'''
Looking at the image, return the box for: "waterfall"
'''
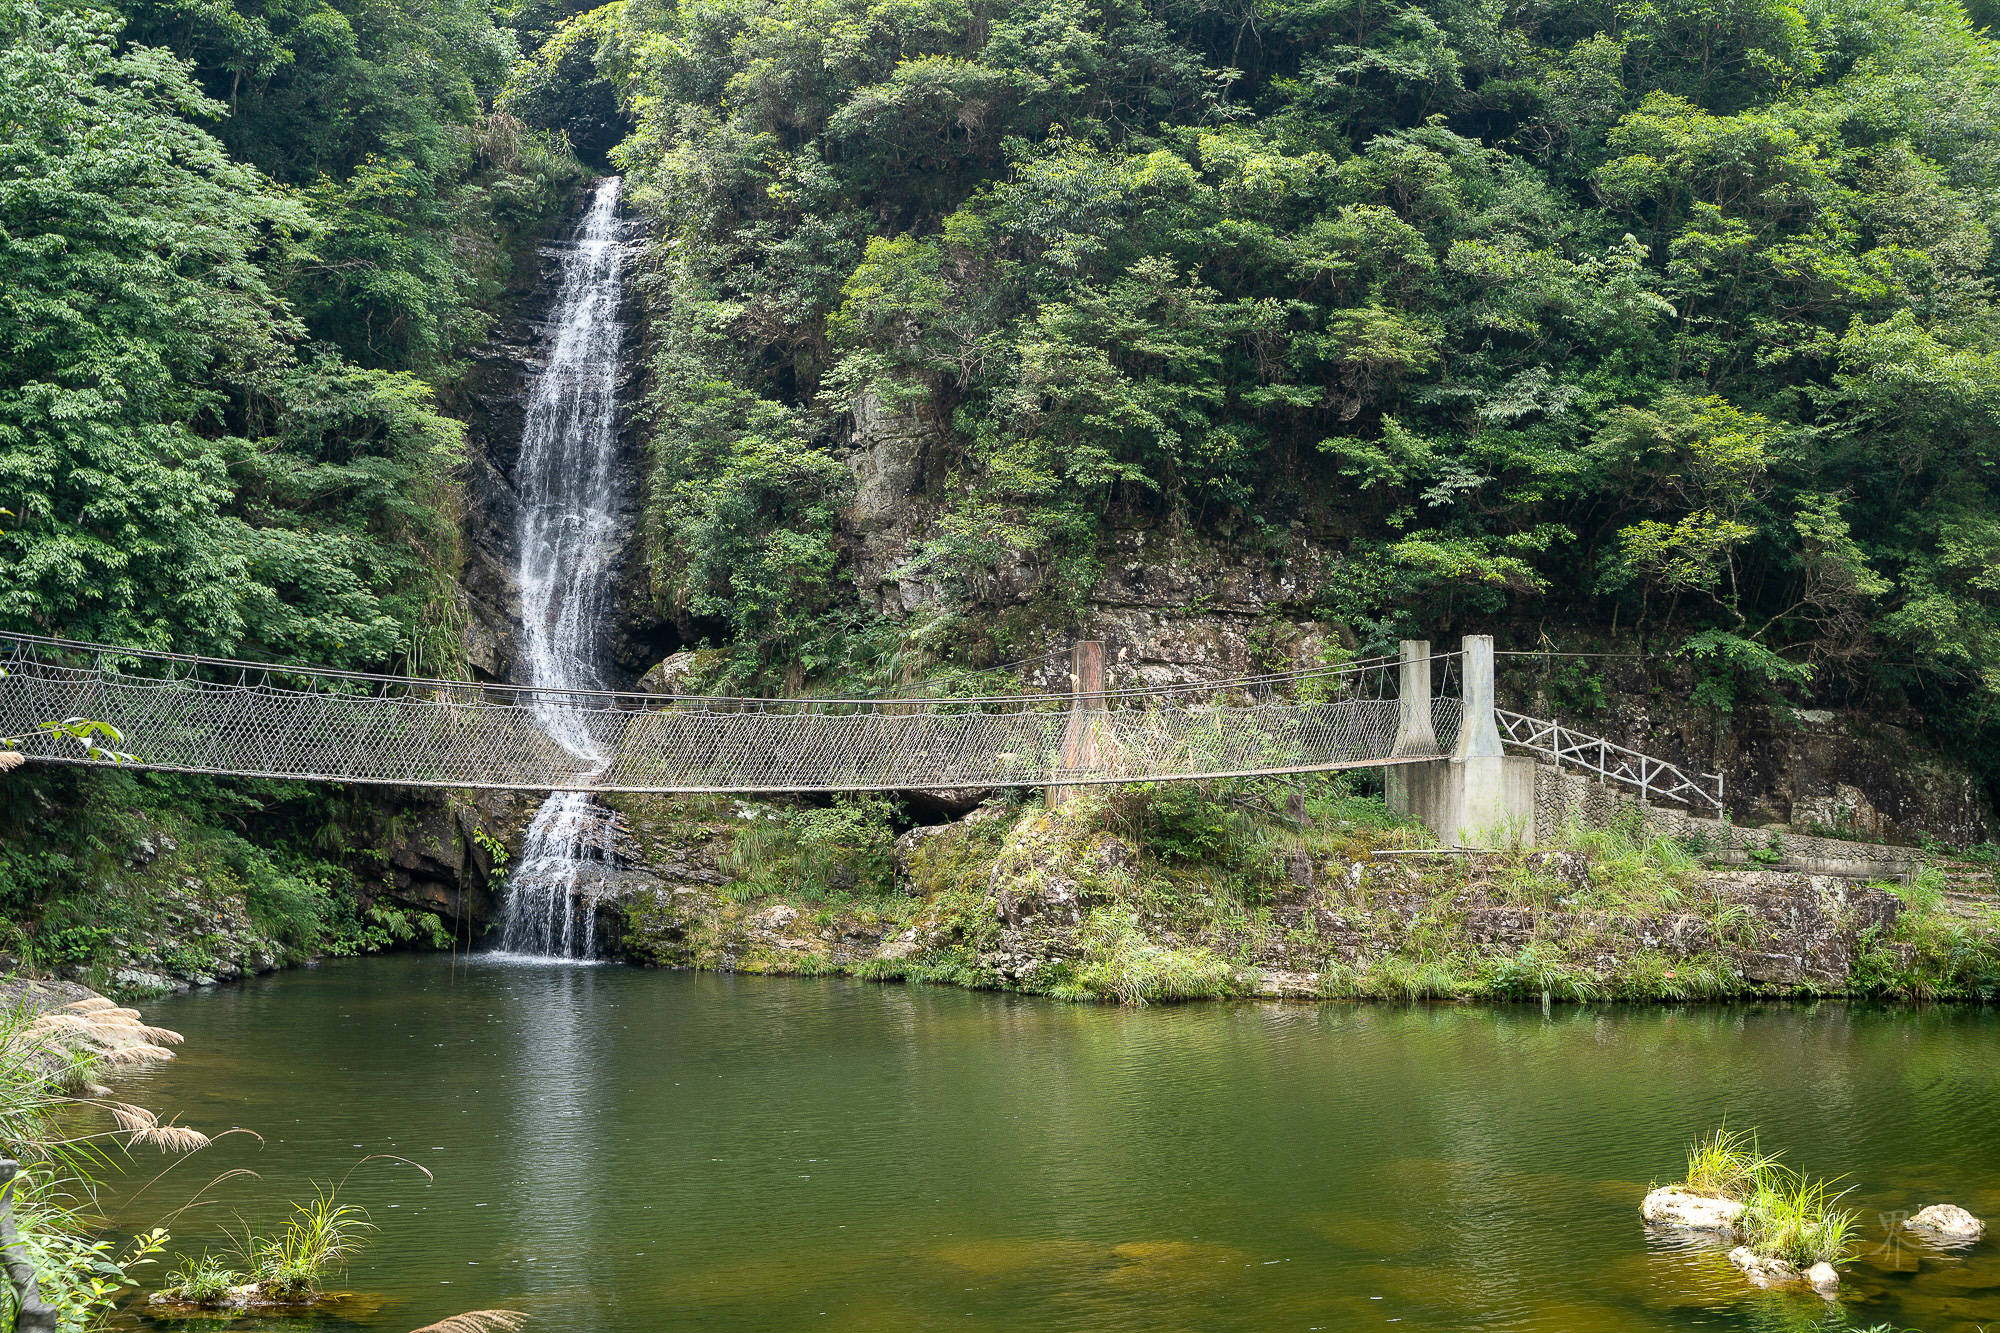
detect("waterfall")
[496,177,628,960]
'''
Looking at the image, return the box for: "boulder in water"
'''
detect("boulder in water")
[1641,1186,1745,1234]
[1727,1246,1798,1287]
[1806,1262,1839,1296]
[1904,1203,1984,1241]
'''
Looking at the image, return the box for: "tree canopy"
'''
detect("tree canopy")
[482,0,2000,787]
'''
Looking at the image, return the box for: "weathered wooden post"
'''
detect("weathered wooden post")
[1,1159,58,1333]
[1045,641,1104,810]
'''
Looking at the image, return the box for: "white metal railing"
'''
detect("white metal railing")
[1495,709,1724,812]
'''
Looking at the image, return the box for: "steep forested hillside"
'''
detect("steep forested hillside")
[0,0,584,969]
[2,0,1998,981]
[523,0,1998,792]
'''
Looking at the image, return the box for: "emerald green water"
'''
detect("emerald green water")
[106,957,2000,1332]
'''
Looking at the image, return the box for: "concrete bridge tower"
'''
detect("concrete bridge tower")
[1385,634,1537,847]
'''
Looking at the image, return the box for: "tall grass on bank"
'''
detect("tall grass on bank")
[0,997,201,1328]
[1046,909,1238,1004]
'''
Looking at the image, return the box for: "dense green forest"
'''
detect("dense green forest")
[0,0,585,963]
[3,0,1999,972]
[572,0,2000,762]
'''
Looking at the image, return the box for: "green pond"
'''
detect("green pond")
[104,956,2000,1332]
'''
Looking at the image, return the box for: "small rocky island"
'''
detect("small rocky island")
[1642,1129,1987,1299]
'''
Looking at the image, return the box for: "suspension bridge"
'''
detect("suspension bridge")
[0,631,1720,831]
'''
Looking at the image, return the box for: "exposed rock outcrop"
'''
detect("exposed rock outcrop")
[1727,1246,1799,1288]
[1904,1203,1985,1241]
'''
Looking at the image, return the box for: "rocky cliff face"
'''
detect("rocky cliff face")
[571,798,1998,1002]
[453,189,666,688]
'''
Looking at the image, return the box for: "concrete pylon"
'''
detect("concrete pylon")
[1390,639,1436,758]
[1385,633,1536,847]
[1384,640,1436,820]
[1454,633,1505,760]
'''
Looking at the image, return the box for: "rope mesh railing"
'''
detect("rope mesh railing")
[0,633,1464,793]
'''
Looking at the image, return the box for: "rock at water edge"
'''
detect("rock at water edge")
[1642,1186,1746,1234]
[1904,1203,1984,1241]
[1806,1262,1839,1296]
[1728,1246,1799,1288]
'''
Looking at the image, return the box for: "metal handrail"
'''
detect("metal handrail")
[1496,709,1725,812]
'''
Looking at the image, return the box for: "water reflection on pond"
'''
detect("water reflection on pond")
[106,957,2000,1332]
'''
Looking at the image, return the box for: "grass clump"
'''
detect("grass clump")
[161,1252,239,1303]
[1048,909,1239,1004]
[242,1185,375,1299]
[1675,1126,1858,1268]
[1682,1126,1776,1198]
[1551,816,1702,911]
[1741,1169,1859,1268]
[1851,870,2000,1001]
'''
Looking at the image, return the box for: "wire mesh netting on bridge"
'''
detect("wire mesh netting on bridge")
[0,633,1465,794]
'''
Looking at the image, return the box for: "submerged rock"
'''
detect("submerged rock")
[1641,1186,1745,1233]
[1727,1246,1799,1287]
[1904,1203,1985,1241]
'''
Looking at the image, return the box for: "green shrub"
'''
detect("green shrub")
[162,1253,241,1303]
[1107,783,1242,866]
[1049,909,1238,1004]
[720,795,898,900]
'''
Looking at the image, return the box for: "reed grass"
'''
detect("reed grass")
[1740,1168,1859,1268]
[0,996,194,1326]
[1676,1125,1857,1269]
[411,1312,530,1333]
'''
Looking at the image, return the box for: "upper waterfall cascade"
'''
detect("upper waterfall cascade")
[499,177,630,959]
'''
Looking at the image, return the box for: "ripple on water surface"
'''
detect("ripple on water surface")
[104,958,2000,1332]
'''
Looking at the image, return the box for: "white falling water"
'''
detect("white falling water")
[497,177,627,960]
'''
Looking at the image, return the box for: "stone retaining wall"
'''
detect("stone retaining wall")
[1533,763,1920,879]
